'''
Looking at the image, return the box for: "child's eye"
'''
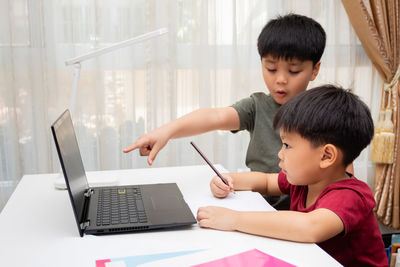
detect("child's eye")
[266,68,276,73]
[289,70,300,74]
[283,143,291,149]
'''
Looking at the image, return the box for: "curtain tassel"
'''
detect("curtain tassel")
[376,108,395,163]
[371,68,400,164]
[371,109,385,162]
[371,91,395,164]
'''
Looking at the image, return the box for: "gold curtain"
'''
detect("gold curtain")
[341,0,400,229]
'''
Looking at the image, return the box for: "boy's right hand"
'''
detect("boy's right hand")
[123,130,169,166]
[210,175,234,198]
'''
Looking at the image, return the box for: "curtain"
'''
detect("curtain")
[0,0,380,211]
[342,0,400,229]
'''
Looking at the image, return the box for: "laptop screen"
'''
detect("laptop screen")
[51,110,89,226]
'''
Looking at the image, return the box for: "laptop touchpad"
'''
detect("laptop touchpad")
[150,195,184,210]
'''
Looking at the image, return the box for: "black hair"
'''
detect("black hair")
[257,13,326,65]
[273,84,374,166]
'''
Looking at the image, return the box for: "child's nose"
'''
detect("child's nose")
[278,146,284,160]
[276,72,287,84]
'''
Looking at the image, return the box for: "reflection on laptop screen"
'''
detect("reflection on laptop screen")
[52,110,89,223]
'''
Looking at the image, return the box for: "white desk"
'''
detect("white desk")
[0,165,340,267]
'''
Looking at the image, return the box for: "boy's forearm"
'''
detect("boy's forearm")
[226,172,266,193]
[231,208,344,244]
[227,172,280,195]
[234,210,319,243]
[166,109,216,139]
[167,107,239,139]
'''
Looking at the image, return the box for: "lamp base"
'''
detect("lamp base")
[54,172,119,190]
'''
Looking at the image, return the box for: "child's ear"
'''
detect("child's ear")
[319,144,337,169]
[310,61,321,81]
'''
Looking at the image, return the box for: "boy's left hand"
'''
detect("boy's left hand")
[197,206,238,231]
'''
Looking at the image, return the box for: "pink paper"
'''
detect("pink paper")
[192,249,295,267]
[95,259,111,267]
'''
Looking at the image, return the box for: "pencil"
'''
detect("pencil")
[190,141,229,186]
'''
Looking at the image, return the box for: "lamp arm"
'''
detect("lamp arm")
[65,28,168,66]
[64,28,168,115]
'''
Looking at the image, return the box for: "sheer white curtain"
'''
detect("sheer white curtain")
[0,0,382,211]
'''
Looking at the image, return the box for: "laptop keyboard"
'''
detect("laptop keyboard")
[96,187,148,226]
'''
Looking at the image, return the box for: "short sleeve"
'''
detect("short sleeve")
[316,189,368,235]
[278,171,291,194]
[230,96,255,132]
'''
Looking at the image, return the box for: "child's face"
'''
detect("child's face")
[278,129,323,185]
[261,55,320,105]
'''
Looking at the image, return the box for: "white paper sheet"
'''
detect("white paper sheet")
[185,191,276,216]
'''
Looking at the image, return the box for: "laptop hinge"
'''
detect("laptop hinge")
[80,188,94,231]
[84,188,94,197]
[80,221,90,230]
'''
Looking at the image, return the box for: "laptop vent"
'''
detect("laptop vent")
[109,226,149,232]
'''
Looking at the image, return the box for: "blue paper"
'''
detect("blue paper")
[97,249,205,267]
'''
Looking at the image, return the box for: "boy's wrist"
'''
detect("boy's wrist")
[232,210,241,231]
[160,122,177,140]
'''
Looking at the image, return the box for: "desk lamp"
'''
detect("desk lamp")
[54,28,168,189]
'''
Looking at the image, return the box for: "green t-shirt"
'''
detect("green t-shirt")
[231,92,282,173]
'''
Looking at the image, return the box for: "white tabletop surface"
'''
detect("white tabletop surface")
[0,165,340,267]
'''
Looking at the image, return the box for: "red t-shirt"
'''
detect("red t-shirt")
[278,172,388,267]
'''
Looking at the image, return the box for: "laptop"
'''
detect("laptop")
[51,110,196,237]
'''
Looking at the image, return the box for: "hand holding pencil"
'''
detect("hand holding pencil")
[209,174,235,198]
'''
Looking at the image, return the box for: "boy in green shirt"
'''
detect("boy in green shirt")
[124,14,326,210]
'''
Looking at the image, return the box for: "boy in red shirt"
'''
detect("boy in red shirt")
[199,85,388,266]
